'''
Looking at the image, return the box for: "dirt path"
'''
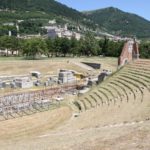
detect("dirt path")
[1,119,150,150]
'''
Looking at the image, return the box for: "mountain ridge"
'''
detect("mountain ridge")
[83,7,150,22]
[83,7,150,38]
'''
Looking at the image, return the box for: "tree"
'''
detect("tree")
[45,38,54,57]
[0,26,17,36]
[78,37,87,56]
[0,36,17,56]
[70,37,79,56]
[98,38,124,57]
[53,37,62,57]
[22,38,47,59]
[139,42,150,59]
[60,37,71,57]
[101,36,109,56]
[9,36,20,55]
[79,32,99,56]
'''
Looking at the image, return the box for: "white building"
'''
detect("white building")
[73,32,81,40]
[48,19,56,24]
[62,30,72,39]
[45,25,81,40]
[3,22,14,26]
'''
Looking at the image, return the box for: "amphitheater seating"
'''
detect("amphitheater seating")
[74,60,150,112]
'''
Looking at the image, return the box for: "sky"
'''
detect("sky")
[56,0,150,21]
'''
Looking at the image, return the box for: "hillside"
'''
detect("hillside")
[1,1,150,38]
[0,0,84,21]
[84,7,150,38]
[0,0,97,30]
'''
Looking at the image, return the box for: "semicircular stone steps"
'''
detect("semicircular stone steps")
[126,65,150,72]
[73,60,150,112]
[111,78,136,102]
[134,62,150,66]
[114,76,143,102]
[88,94,99,107]
[123,71,150,90]
[118,72,150,91]
[108,81,129,102]
[99,86,117,105]
[84,96,96,108]
[97,89,111,106]
[80,99,90,110]
[128,69,150,75]
[134,61,150,66]
[74,100,86,112]
[93,92,105,106]
[89,84,123,107]
[124,68,150,79]
[106,83,125,103]
[117,73,147,93]
[92,89,109,106]
[119,71,150,87]
[122,70,150,86]
[123,69,150,81]
[133,60,150,64]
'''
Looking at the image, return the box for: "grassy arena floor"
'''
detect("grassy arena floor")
[0,57,118,95]
[0,57,117,75]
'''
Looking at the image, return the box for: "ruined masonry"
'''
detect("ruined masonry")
[118,40,139,67]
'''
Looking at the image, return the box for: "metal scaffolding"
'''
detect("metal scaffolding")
[0,83,78,121]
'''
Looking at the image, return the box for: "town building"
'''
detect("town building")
[45,24,81,40]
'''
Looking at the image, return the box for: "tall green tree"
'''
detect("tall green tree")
[107,40,124,57]
[53,37,62,57]
[98,37,124,57]
[101,36,109,56]
[139,42,150,58]
[70,37,79,56]
[80,32,99,56]
[22,38,47,59]
[60,37,71,57]
[45,38,54,57]
[0,36,18,56]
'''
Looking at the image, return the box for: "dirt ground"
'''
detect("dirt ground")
[0,57,117,95]
[0,106,72,139]
[0,105,150,150]
[0,57,117,76]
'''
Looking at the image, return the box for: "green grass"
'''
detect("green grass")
[0,56,24,61]
[0,56,117,61]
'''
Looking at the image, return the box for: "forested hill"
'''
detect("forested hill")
[1,0,150,38]
[84,7,150,38]
[0,0,87,22]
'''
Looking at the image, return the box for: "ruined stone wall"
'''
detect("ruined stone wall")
[118,40,139,67]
